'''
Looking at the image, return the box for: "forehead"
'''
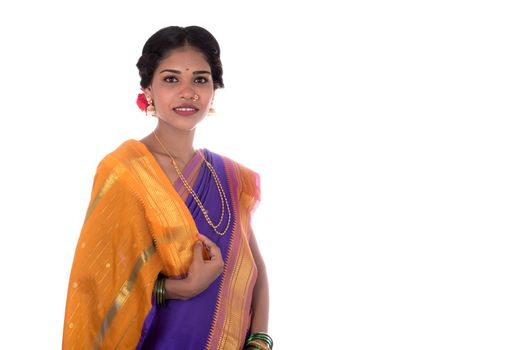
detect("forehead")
[157,46,210,70]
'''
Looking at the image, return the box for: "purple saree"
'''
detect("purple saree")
[136,147,260,350]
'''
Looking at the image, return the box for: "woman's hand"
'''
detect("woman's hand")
[186,234,224,294]
[165,234,224,300]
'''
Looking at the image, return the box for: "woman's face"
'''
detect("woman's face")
[146,46,214,132]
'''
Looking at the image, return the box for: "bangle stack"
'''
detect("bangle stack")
[245,332,273,350]
[154,275,166,308]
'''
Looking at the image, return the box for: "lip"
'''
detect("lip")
[173,104,199,117]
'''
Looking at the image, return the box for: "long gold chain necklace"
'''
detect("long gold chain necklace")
[153,131,231,236]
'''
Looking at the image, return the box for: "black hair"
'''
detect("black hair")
[136,26,224,89]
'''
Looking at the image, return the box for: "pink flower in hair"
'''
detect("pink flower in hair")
[136,93,148,112]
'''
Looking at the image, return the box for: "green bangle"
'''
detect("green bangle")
[155,275,167,308]
[154,278,160,307]
[161,277,166,307]
[246,332,273,349]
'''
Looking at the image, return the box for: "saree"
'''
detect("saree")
[63,140,260,349]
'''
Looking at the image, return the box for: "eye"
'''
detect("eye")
[194,76,209,84]
[163,76,178,83]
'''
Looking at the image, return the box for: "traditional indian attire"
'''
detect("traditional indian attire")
[63,140,260,350]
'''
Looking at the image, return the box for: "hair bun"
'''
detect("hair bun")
[137,52,159,69]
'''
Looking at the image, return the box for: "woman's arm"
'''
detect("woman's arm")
[248,222,270,332]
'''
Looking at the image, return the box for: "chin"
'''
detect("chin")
[159,115,203,131]
[170,121,201,132]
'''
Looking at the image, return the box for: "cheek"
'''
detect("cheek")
[206,90,215,105]
[154,91,174,107]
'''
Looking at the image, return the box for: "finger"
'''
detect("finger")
[197,234,216,247]
[196,234,214,260]
[192,240,204,261]
[197,234,222,260]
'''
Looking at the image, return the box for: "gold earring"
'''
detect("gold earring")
[207,107,216,116]
[146,95,155,115]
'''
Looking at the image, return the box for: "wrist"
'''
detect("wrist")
[165,277,195,300]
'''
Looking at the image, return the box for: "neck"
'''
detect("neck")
[152,121,197,164]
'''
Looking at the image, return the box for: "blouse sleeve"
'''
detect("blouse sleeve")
[236,163,261,241]
[238,163,261,214]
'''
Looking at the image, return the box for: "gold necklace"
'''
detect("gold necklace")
[153,131,231,236]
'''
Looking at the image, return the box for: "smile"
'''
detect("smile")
[173,105,199,116]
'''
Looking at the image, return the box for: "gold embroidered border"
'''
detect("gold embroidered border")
[93,244,156,350]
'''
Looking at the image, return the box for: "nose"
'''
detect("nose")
[179,82,195,100]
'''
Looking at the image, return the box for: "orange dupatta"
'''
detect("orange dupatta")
[62,140,200,349]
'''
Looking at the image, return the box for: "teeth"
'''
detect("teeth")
[175,107,195,111]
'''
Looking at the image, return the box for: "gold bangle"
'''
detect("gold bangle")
[247,339,270,350]
[245,344,264,350]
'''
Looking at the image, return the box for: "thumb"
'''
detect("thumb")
[193,240,204,261]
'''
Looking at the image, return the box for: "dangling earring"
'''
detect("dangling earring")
[207,107,216,116]
[146,95,156,115]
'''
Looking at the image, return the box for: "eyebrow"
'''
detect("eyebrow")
[159,69,211,75]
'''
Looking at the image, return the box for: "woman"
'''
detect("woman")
[63,26,271,350]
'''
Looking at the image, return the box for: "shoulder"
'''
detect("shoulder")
[97,139,147,170]
[91,140,149,190]
[204,149,257,175]
[205,149,261,202]
[94,139,153,177]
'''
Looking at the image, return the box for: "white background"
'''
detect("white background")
[1,0,523,349]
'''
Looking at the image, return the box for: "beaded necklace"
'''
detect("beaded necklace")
[153,131,231,236]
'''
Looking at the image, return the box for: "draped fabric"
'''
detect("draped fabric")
[63,140,260,350]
